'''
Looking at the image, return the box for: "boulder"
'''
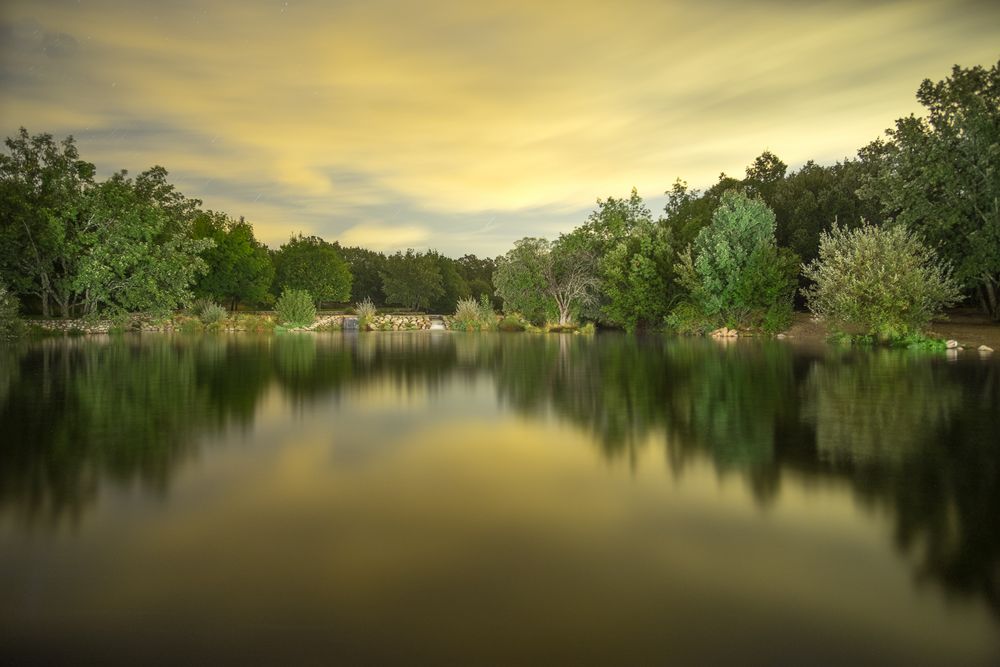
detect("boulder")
[946,339,959,349]
[978,345,994,353]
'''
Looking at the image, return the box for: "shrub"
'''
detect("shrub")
[498,314,526,332]
[452,297,483,331]
[669,190,798,333]
[190,297,215,316]
[477,294,496,331]
[0,282,23,339]
[802,222,960,341]
[276,289,317,327]
[198,302,228,325]
[355,296,377,330]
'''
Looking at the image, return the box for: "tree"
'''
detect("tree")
[340,245,388,305]
[74,171,212,316]
[272,234,352,306]
[455,254,498,307]
[494,234,599,326]
[578,188,675,330]
[427,251,470,313]
[193,212,274,310]
[770,159,881,265]
[671,190,798,332]
[0,128,95,317]
[380,249,444,311]
[859,61,1000,320]
[802,222,960,340]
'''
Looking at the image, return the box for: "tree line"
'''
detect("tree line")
[1,60,997,330]
[493,60,999,333]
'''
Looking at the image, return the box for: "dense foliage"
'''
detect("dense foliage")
[380,249,444,310]
[275,288,317,327]
[494,235,599,326]
[272,234,352,306]
[803,223,960,340]
[859,61,1000,320]
[669,191,798,333]
[193,212,274,310]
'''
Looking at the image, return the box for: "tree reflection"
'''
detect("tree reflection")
[0,332,996,617]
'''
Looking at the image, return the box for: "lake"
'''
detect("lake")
[1,333,998,664]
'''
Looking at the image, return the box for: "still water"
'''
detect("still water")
[1,333,998,664]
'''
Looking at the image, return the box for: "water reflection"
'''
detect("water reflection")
[1,332,998,625]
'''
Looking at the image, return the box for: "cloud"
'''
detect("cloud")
[340,223,430,250]
[1,0,998,255]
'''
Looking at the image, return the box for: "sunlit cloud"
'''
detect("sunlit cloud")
[340,223,430,249]
[1,0,998,255]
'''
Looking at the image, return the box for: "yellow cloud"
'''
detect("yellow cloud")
[340,223,430,249]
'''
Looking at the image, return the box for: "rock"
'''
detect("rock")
[776,333,786,340]
[946,339,959,349]
[978,345,994,353]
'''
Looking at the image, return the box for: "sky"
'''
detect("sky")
[1,1,998,256]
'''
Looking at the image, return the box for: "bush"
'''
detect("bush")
[498,314,526,332]
[198,302,228,325]
[452,297,483,331]
[355,296,377,330]
[276,289,317,327]
[669,190,798,333]
[0,283,23,339]
[477,294,496,331]
[802,222,960,341]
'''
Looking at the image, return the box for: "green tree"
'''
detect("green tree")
[494,234,599,326]
[73,170,212,316]
[860,61,1000,320]
[380,249,444,311]
[578,188,675,330]
[340,246,388,305]
[770,159,881,265]
[272,234,352,307]
[671,190,798,332]
[455,254,498,308]
[0,128,95,317]
[427,251,470,313]
[193,212,274,310]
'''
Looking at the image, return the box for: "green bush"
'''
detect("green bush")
[198,302,228,325]
[276,289,317,327]
[0,283,23,339]
[498,314,526,332]
[802,222,960,341]
[477,294,496,331]
[669,190,798,334]
[355,296,377,330]
[452,297,483,331]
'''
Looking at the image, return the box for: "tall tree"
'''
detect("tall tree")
[380,249,444,311]
[494,234,599,326]
[0,128,95,317]
[579,188,675,330]
[193,212,274,310]
[74,171,212,316]
[272,234,352,306]
[860,61,1000,319]
[427,251,470,313]
[340,246,388,305]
